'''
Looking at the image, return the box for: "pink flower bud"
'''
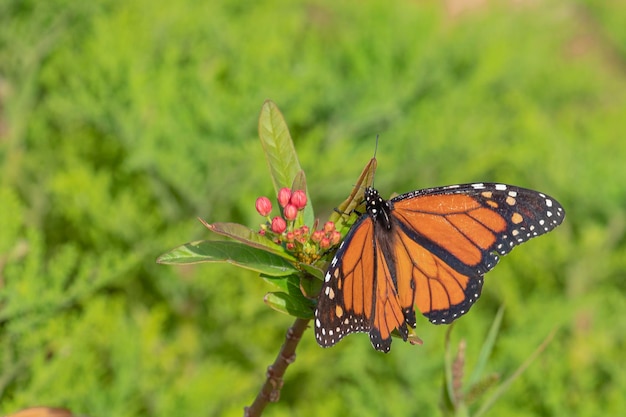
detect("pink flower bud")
[299,225,310,236]
[330,231,341,245]
[255,196,272,216]
[323,221,336,233]
[284,204,298,221]
[285,232,295,242]
[278,187,292,208]
[271,216,287,234]
[320,237,331,249]
[290,190,307,210]
[311,230,324,243]
[286,242,295,251]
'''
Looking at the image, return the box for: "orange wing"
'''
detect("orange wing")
[314,215,408,352]
[390,183,564,324]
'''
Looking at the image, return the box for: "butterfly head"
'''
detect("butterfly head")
[365,186,393,230]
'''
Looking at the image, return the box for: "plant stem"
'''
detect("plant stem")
[244,318,310,417]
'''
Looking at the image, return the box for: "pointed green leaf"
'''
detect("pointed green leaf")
[199,219,296,262]
[443,324,457,412]
[156,240,298,276]
[468,305,505,387]
[258,100,303,194]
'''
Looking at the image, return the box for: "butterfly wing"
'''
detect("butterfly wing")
[315,182,565,353]
[314,215,408,352]
[390,182,565,324]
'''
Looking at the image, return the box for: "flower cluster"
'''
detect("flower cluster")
[255,188,341,264]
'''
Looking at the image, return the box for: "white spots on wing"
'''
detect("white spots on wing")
[315,312,371,347]
[495,184,507,191]
[471,183,485,189]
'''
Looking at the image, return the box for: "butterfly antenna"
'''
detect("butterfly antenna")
[374,134,379,159]
[372,134,379,188]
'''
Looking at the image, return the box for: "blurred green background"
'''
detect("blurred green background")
[1,0,625,416]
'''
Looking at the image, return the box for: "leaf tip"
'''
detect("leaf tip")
[198,217,213,230]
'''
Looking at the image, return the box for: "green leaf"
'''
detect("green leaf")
[299,262,325,281]
[258,100,303,194]
[299,273,322,299]
[474,329,557,417]
[264,291,314,319]
[156,241,299,277]
[258,101,315,226]
[199,219,296,261]
[468,305,505,388]
[263,273,316,318]
[443,324,458,414]
[262,273,301,296]
[263,265,323,299]
[261,274,292,293]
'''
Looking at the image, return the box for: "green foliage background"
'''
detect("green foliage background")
[1,0,624,416]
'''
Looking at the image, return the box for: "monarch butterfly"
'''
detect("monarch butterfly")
[314,182,565,352]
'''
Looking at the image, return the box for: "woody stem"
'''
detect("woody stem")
[243,318,310,417]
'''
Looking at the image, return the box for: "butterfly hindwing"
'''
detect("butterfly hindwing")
[390,223,484,325]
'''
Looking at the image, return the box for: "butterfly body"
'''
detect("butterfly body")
[315,183,564,353]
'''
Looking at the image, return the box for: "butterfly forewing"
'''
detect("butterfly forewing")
[315,182,565,352]
[392,183,565,263]
[314,216,376,348]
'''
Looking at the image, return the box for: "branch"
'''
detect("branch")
[244,318,310,417]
